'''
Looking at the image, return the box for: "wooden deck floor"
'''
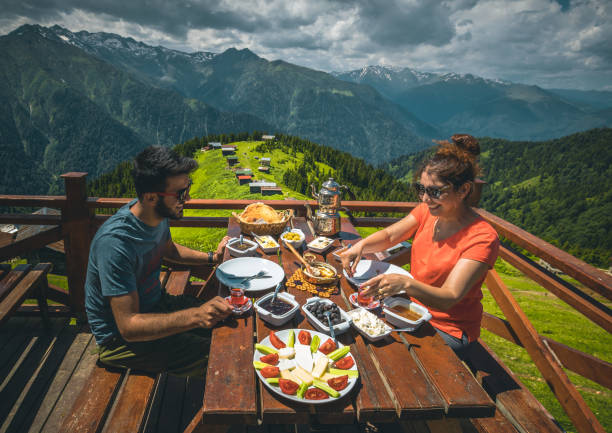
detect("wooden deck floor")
[0,316,482,433]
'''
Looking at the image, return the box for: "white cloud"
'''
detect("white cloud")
[0,0,610,89]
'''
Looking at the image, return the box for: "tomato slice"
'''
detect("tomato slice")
[318,338,337,355]
[269,331,286,349]
[327,375,349,391]
[298,330,311,345]
[304,388,328,400]
[333,355,354,370]
[260,366,280,378]
[279,378,299,395]
[260,353,279,365]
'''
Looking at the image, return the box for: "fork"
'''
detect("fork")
[217,268,270,283]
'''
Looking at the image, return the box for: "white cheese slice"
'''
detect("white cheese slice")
[311,356,329,379]
[278,347,295,359]
[278,358,296,371]
[294,344,313,372]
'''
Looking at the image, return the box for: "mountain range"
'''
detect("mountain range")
[333,66,612,140]
[1,24,611,195]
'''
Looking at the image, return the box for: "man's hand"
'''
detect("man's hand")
[194,296,233,328]
[214,236,230,262]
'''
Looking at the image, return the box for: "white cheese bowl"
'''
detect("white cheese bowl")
[348,307,392,342]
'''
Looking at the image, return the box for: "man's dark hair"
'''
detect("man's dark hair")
[133,146,198,200]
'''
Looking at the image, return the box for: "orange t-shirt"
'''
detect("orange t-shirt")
[409,203,499,342]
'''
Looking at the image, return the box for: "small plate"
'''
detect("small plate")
[224,296,253,315]
[216,257,285,293]
[307,236,334,253]
[302,297,351,335]
[343,260,412,286]
[348,292,380,310]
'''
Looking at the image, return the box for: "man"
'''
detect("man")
[85,146,233,376]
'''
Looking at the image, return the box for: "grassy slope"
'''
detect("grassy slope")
[10,140,609,431]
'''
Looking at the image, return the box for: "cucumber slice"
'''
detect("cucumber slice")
[312,379,340,398]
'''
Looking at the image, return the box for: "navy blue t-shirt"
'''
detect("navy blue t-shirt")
[85,200,170,344]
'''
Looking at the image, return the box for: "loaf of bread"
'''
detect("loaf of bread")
[240,202,281,223]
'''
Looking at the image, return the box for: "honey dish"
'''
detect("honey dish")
[382,297,431,332]
[255,235,280,254]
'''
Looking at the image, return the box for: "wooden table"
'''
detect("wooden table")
[194,218,495,431]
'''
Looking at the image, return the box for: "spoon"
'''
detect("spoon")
[271,281,282,304]
[324,310,336,341]
[239,234,244,246]
[285,242,316,275]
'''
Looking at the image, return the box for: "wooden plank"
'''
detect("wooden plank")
[0,317,76,433]
[470,408,518,433]
[0,264,31,303]
[499,245,612,333]
[0,195,68,208]
[401,324,495,418]
[181,376,207,433]
[103,372,157,433]
[469,339,562,433]
[482,313,612,390]
[60,364,125,433]
[165,270,192,295]
[156,373,188,433]
[0,317,66,431]
[0,226,62,263]
[0,263,51,326]
[0,213,62,226]
[42,337,101,432]
[336,219,445,421]
[484,270,605,433]
[476,208,612,302]
[29,331,94,433]
[201,220,257,425]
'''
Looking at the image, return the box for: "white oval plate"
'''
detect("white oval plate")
[343,260,412,286]
[216,257,285,293]
[254,328,358,404]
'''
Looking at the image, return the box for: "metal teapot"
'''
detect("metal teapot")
[308,178,354,236]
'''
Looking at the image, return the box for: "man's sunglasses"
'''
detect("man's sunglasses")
[412,182,451,199]
[155,180,192,203]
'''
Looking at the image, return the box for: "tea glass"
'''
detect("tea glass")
[229,287,251,314]
[357,285,374,307]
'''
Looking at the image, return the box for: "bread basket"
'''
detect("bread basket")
[232,208,293,236]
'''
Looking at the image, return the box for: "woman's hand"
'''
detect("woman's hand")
[360,273,411,299]
[339,243,364,277]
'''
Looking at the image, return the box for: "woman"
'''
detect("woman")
[340,134,499,359]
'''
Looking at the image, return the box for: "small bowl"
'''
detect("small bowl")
[301,261,340,285]
[382,297,431,332]
[254,292,299,326]
[280,228,305,248]
[302,297,351,335]
[307,236,334,253]
[226,238,258,257]
[255,235,280,254]
[347,307,392,342]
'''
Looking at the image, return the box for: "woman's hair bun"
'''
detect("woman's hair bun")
[450,134,480,156]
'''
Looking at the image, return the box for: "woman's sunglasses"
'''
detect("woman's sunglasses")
[155,179,192,203]
[412,182,451,199]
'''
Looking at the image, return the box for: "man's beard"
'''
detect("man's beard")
[155,197,182,220]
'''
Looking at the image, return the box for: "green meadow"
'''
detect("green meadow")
[12,140,609,432]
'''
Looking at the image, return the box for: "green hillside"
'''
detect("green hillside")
[385,128,612,268]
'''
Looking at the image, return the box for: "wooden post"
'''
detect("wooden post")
[61,172,93,316]
[485,269,605,433]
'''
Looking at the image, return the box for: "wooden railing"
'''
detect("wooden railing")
[0,172,610,432]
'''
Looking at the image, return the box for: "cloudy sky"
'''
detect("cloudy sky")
[1,0,610,90]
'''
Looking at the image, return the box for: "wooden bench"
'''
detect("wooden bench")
[467,338,564,433]
[60,267,211,433]
[0,263,52,327]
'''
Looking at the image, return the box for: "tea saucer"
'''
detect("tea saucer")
[224,296,253,315]
[349,292,380,310]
